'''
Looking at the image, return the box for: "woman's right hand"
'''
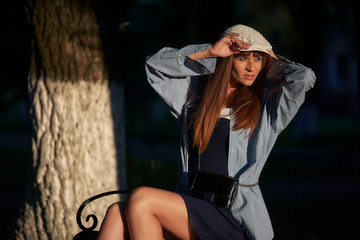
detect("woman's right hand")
[208,33,250,58]
[188,33,250,60]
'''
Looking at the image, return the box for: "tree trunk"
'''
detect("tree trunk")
[12,0,126,239]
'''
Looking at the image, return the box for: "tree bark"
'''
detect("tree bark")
[12,0,126,239]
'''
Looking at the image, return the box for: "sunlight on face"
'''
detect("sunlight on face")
[231,52,264,87]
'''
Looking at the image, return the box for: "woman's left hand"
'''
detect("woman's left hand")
[266,50,278,71]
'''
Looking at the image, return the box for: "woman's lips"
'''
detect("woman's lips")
[243,75,255,80]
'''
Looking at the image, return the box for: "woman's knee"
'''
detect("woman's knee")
[125,186,155,218]
[98,202,128,240]
[106,202,121,215]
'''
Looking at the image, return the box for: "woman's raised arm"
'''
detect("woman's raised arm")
[188,33,250,60]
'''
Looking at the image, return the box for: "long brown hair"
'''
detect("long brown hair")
[190,51,268,153]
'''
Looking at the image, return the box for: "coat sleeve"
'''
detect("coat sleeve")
[263,56,317,133]
[145,44,217,120]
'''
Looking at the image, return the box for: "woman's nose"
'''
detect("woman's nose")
[245,60,254,71]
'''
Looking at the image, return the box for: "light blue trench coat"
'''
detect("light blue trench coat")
[145,44,316,239]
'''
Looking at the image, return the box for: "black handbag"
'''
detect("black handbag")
[190,170,239,209]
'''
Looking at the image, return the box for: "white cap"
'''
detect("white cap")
[222,24,272,55]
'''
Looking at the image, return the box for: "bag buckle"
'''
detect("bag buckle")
[201,192,215,202]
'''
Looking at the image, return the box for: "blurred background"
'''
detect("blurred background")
[1,0,359,239]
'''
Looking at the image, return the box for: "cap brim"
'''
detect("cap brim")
[237,47,271,55]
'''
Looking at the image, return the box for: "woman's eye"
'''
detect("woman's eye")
[238,57,247,61]
[254,57,262,61]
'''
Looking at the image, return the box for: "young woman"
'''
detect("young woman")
[97,24,316,240]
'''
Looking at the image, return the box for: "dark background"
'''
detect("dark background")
[1,0,359,239]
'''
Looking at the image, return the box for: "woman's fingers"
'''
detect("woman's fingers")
[226,33,240,40]
[268,49,278,60]
[266,50,279,71]
[230,37,250,50]
[209,33,252,57]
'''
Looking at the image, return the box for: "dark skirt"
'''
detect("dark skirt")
[180,194,246,240]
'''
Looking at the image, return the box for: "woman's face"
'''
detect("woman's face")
[231,52,264,87]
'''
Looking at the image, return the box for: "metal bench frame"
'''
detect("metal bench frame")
[74,190,129,240]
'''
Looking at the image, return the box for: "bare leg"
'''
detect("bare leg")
[125,186,199,240]
[97,202,128,240]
